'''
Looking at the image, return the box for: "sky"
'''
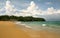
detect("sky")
[0,0,60,21]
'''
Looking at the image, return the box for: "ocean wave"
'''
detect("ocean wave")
[15,22,60,32]
[15,22,32,28]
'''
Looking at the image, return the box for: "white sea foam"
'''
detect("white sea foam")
[42,24,46,27]
[15,22,21,24]
[15,22,60,32]
[15,22,32,28]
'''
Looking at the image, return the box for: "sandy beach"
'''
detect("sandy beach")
[0,21,60,38]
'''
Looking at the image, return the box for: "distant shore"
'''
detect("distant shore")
[0,21,59,38]
[0,15,45,21]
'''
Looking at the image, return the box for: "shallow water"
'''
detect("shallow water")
[21,21,60,33]
[15,21,60,38]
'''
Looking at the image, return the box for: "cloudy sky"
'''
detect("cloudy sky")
[0,0,60,21]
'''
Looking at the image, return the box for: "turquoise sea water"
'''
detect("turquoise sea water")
[22,21,60,25]
[21,21,60,32]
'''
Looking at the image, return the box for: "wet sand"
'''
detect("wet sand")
[0,21,60,38]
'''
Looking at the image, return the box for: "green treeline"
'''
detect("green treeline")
[0,15,45,21]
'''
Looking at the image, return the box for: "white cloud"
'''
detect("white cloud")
[20,1,42,17]
[56,10,60,13]
[5,0,14,15]
[43,7,56,15]
[3,0,20,16]
[20,1,59,16]
[0,0,60,16]
[0,8,4,11]
[0,0,60,21]
[5,1,60,16]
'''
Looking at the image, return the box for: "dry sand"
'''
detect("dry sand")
[0,21,60,38]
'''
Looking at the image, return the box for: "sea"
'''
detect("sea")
[16,21,60,33]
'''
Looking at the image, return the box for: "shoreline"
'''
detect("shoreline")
[0,21,60,38]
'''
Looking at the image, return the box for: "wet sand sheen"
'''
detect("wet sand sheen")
[0,21,60,38]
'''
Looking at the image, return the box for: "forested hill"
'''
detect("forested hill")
[0,15,45,21]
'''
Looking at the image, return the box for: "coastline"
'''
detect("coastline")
[0,21,60,38]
